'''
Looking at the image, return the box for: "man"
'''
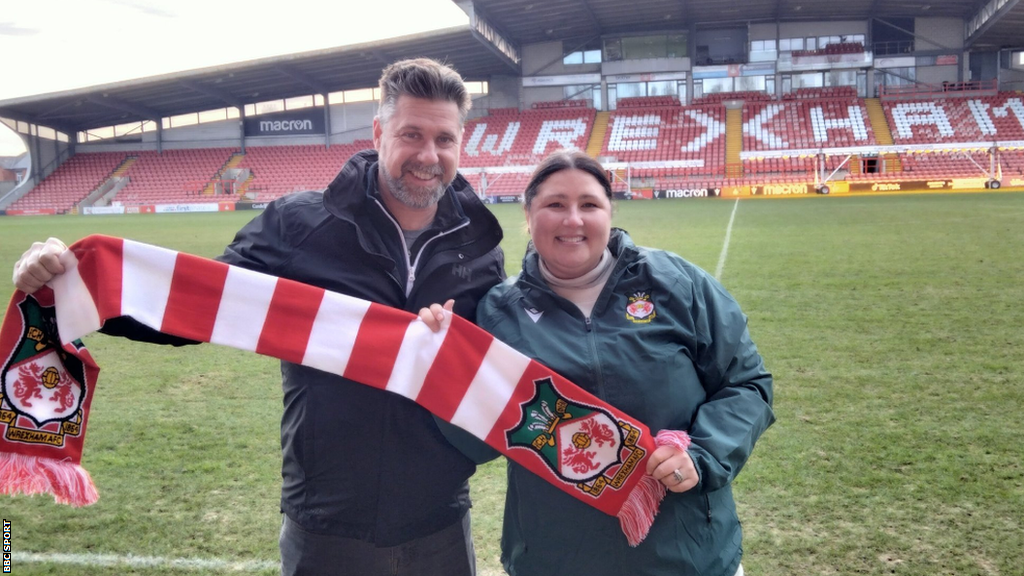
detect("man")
[13,58,505,576]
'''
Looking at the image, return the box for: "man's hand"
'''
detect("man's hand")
[417,299,455,333]
[12,237,68,294]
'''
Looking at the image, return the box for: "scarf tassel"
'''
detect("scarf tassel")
[0,452,99,506]
[617,472,667,546]
[617,428,694,546]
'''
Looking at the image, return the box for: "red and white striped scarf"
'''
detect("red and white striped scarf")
[1,234,687,545]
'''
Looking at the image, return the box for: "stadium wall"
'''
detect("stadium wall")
[915,18,964,51]
[245,135,332,148]
[80,133,241,152]
[32,139,65,178]
[694,28,747,64]
[75,100,382,155]
[522,41,601,77]
[748,23,781,42]
[468,75,522,117]
[1002,66,1024,91]
[916,62,960,85]
[748,21,869,41]
[78,142,153,153]
[329,101,376,141]
[774,20,868,39]
[914,18,967,86]
[523,86,566,108]
[602,57,690,77]
[750,18,966,54]
[161,122,238,143]
[520,40,607,107]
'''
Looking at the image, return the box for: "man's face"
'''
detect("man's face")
[373,95,462,209]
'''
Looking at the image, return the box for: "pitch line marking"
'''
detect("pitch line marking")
[12,551,280,572]
[714,198,740,280]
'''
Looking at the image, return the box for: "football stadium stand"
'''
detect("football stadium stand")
[460,106,596,169]
[742,98,877,152]
[7,152,125,212]
[602,105,725,165]
[112,148,235,205]
[238,142,372,202]
[883,93,1024,144]
[10,86,1024,212]
[10,87,1024,211]
[4,1,1024,212]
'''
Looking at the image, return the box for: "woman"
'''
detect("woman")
[421,150,774,576]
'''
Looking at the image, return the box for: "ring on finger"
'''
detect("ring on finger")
[672,469,685,484]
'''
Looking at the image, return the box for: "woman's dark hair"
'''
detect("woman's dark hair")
[522,149,613,208]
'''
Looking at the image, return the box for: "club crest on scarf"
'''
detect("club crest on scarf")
[0,293,87,447]
[507,377,646,497]
[625,291,656,324]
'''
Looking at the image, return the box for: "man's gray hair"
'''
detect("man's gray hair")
[377,58,472,126]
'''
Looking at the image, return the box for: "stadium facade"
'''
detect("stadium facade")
[2,0,1024,214]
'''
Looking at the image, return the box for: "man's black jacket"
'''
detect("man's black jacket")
[104,150,505,545]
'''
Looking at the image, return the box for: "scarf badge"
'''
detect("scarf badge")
[507,377,645,498]
[1,293,88,448]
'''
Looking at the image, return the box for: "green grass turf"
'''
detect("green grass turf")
[2,192,1023,575]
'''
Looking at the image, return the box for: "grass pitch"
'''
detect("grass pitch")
[2,193,1023,575]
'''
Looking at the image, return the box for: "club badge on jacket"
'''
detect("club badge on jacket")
[626,291,656,324]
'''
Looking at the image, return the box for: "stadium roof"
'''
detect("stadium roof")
[0,26,513,136]
[463,0,1022,49]
[1,0,1021,136]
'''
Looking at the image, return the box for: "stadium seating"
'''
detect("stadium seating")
[478,172,531,197]
[598,104,730,192]
[743,156,816,178]
[883,93,1024,144]
[531,100,590,109]
[14,89,1024,210]
[601,105,726,169]
[9,152,125,212]
[1000,149,1024,176]
[743,99,876,152]
[460,106,596,169]
[898,151,996,178]
[112,148,235,205]
[238,141,372,201]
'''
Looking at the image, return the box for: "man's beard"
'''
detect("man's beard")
[380,160,449,209]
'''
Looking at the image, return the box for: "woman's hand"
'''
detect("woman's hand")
[645,445,698,493]
[417,299,455,333]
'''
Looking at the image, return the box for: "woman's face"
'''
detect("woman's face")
[525,168,612,280]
